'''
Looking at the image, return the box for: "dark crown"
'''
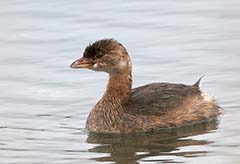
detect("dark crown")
[83,39,122,59]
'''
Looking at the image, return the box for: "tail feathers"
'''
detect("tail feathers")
[193,75,204,87]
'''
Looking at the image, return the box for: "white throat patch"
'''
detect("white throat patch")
[93,63,99,69]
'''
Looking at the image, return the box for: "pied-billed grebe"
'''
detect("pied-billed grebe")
[70,39,220,133]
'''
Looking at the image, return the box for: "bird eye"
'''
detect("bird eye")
[96,51,103,58]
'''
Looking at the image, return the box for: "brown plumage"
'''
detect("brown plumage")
[70,39,220,133]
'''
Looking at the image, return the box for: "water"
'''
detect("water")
[0,0,240,163]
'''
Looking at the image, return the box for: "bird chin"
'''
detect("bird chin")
[91,63,106,72]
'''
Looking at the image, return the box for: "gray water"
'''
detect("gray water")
[1,0,240,164]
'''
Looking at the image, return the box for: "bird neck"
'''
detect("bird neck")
[86,66,133,133]
[103,70,132,103]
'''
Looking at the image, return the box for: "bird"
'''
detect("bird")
[70,39,220,134]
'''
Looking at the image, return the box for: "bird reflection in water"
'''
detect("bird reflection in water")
[87,119,219,164]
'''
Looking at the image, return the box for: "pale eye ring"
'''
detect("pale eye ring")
[95,51,103,58]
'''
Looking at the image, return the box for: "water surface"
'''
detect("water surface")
[0,0,240,163]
